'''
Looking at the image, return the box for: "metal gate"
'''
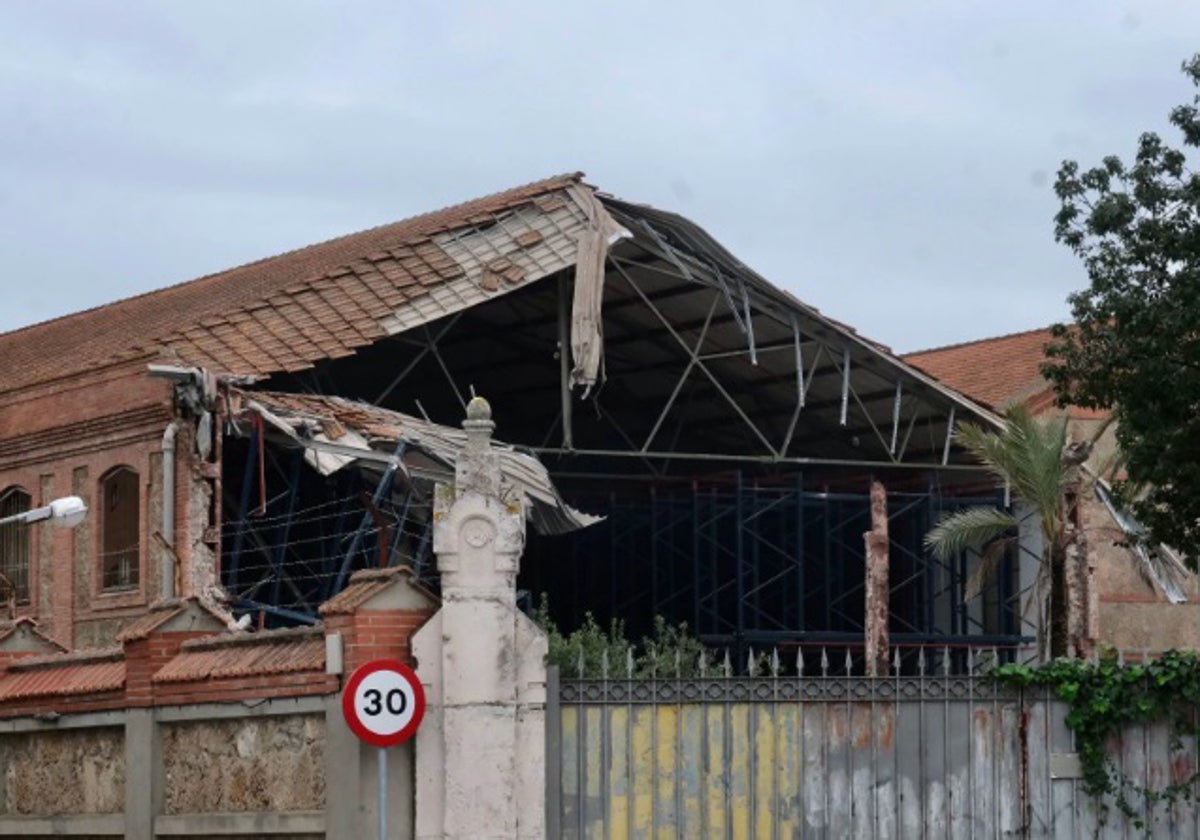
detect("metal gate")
[547,661,1200,838]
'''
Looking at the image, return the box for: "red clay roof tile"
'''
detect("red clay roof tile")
[319,567,433,616]
[153,627,325,683]
[0,650,124,700]
[903,328,1056,410]
[0,172,585,393]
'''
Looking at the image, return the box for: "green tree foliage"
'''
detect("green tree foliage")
[1045,55,1200,558]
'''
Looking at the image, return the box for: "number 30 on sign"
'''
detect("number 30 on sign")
[342,659,426,748]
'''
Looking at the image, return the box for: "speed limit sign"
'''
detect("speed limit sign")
[342,659,426,748]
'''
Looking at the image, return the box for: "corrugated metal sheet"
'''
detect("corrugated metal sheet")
[235,389,601,535]
[552,672,1200,838]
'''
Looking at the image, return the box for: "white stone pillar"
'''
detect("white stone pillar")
[414,397,548,840]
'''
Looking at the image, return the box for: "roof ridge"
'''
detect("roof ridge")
[0,171,585,344]
[902,324,1057,357]
[7,647,124,671]
[181,625,324,651]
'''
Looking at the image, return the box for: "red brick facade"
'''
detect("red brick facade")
[0,362,179,649]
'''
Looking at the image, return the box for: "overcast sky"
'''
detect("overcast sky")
[1,2,1197,353]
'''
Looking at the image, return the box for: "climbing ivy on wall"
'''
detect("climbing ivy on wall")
[993,651,1200,831]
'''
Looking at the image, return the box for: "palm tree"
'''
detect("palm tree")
[925,405,1075,658]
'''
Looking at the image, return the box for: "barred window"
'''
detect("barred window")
[100,467,139,590]
[0,487,31,605]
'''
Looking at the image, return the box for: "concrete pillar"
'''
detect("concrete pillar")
[324,695,365,839]
[124,708,161,840]
[414,397,547,840]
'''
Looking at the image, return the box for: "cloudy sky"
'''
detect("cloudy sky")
[1,2,1197,352]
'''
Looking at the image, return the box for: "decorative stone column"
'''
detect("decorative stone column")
[413,397,548,840]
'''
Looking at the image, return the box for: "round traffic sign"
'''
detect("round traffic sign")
[342,659,426,748]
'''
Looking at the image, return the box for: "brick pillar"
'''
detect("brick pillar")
[119,599,227,706]
[413,397,547,840]
[319,568,436,839]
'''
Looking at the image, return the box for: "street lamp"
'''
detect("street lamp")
[0,496,87,529]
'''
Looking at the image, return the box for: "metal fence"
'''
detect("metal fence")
[547,663,1200,838]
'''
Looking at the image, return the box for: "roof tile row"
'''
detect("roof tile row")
[0,172,585,393]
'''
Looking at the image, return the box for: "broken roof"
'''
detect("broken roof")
[0,172,584,393]
[229,387,601,535]
[0,172,1003,468]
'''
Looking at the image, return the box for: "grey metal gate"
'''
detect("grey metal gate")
[547,659,1200,838]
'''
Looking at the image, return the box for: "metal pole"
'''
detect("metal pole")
[0,507,50,528]
[378,746,387,839]
[558,274,574,449]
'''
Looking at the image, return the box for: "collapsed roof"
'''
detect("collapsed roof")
[2,173,1027,648]
[1,172,1001,474]
[230,387,600,535]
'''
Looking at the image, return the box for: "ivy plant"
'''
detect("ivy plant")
[993,650,1200,830]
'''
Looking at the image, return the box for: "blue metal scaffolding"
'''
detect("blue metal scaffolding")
[522,471,1027,670]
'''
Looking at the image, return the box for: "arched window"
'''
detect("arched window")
[0,487,31,605]
[100,467,139,590]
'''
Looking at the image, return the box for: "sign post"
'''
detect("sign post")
[342,659,426,839]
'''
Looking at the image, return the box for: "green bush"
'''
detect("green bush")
[534,595,713,678]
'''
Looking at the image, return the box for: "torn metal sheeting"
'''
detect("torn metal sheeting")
[230,390,601,535]
[1094,480,1190,603]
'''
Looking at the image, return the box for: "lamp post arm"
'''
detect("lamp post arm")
[0,506,52,528]
[0,496,87,529]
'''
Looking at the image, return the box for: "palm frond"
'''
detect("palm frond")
[925,506,1019,562]
[955,405,1068,532]
[963,536,1016,601]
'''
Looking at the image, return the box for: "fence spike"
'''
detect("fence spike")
[674,649,681,679]
[820,647,829,677]
[601,648,610,680]
[747,647,756,677]
[723,649,732,678]
[892,646,901,673]
[576,645,586,679]
[942,645,951,675]
[966,646,975,675]
[918,646,926,676]
[627,646,635,679]
[844,649,853,676]
[991,647,1000,673]
[771,647,781,678]
[699,651,707,679]
[797,647,805,677]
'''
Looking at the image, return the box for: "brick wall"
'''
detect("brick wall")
[327,607,435,673]
[0,363,223,653]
